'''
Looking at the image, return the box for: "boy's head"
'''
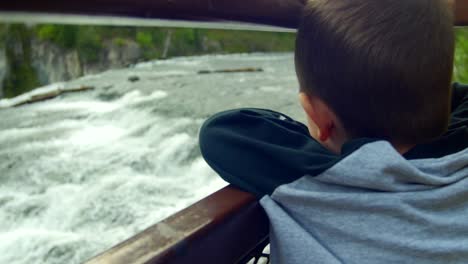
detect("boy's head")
[295,0,455,152]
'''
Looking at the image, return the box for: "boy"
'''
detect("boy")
[200,0,468,263]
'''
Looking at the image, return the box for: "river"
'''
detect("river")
[0,53,303,264]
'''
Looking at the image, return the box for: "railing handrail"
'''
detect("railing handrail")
[0,0,467,27]
[84,186,269,264]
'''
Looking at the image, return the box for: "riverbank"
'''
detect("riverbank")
[0,24,295,98]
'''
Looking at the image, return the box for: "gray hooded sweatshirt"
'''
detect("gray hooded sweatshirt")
[260,141,468,264]
[200,85,468,263]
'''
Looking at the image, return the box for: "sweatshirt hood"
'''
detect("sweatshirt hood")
[305,141,467,192]
[261,141,468,264]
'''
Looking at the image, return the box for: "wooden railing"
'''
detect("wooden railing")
[84,186,269,264]
[0,0,467,27]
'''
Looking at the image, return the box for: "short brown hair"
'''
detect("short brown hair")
[295,0,455,144]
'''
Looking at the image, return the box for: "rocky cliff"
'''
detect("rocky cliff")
[30,39,142,85]
[0,35,144,99]
[31,40,83,84]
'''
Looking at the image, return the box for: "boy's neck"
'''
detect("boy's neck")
[393,143,416,155]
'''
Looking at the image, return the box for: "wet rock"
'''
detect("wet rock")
[98,91,121,102]
[128,76,140,82]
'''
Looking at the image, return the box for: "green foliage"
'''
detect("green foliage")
[150,29,167,44]
[3,63,39,98]
[136,31,153,47]
[28,24,296,62]
[113,37,127,47]
[3,24,40,97]
[165,28,198,57]
[104,26,134,39]
[454,28,468,83]
[202,30,295,54]
[162,28,295,57]
[0,24,6,48]
[36,25,104,63]
[76,27,103,63]
[135,28,167,60]
[36,25,78,49]
[36,25,56,41]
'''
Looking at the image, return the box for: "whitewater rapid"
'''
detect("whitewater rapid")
[0,53,302,264]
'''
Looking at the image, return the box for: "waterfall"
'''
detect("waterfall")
[0,53,301,263]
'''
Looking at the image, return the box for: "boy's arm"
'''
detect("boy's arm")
[199,108,340,198]
[449,83,468,130]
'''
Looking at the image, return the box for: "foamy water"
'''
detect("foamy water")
[0,53,302,263]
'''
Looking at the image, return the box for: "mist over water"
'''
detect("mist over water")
[0,53,302,264]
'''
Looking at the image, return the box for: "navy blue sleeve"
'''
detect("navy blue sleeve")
[450,83,468,130]
[199,108,340,197]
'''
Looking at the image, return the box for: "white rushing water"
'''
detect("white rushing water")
[0,53,303,264]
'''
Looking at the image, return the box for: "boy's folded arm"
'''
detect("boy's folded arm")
[451,83,468,110]
[449,83,468,130]
[199,108,339,198]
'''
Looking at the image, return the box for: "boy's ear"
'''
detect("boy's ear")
[299,92,334,142]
